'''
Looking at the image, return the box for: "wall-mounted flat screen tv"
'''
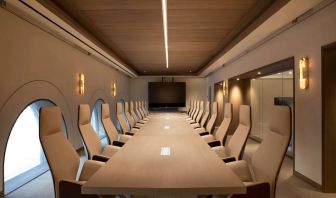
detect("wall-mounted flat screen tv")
[148,82,186,108]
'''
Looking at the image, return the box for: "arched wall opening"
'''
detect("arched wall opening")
[4,100,67,195]
[0,80,74,195]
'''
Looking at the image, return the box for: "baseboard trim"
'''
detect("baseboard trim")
[294,170,322,191]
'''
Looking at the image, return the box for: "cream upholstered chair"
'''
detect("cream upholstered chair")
[227,105,291,198]
[78,104,120,160]
[189,101,204,124]
[140,101,151,119]
[40,106,104,198]
[212,105,251,162]
[142,101,152,118]
[187,100,199,121]
[117,102,139,134]
[125,102,142,129]
[182,100,193,116]
[195,102,217,134]
[184,100,195,118]
[136,101,149,121]
[130,101,145,124]
[191,101,210,128]
[186,100,197,120]
[101,103,132,143]
[202,103,232,146]
[136,101,146,120]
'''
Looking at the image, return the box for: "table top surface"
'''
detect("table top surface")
[82,113,245,196]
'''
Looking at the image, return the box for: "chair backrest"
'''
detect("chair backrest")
[195,101,204,123]
[135,101,144,119]
[186,100,192,114]
[200,101,210,127]
[141,101,148,116]
[116,102,130,133]
[226,105,251,161]
[205,102,218,132]
[130,101,140,122]
[214,103,232,145]
[190,100,197,118]
[251,106,291,198]
[124,102,136,127]
[144,101,149,114]
[78,104,103,160]
[40,107,80,198]
[101,103,119,143]
[192,101,200,120]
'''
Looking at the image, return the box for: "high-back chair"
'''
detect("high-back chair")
[185,100,195,118]
[212,105,251,162]
[136,101,147,121]
[141,101,150,117]
[145,100,153,117]
[202,103,232,146]
[40,107,103,198]
[228,105,291,198]
[116,102,130,132]
[188,100,197,119]
[130,101,145,124]
[189,101,204,124]
[78,104,120,160]
[183,100,193,115]
[101,103,132,143]
[188,100,199,121]
[192,101,210,129]
[195,102,217,134]
[137,101,146,119]
[125,102,141,128]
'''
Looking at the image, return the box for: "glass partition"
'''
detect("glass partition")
[250,70,294,155]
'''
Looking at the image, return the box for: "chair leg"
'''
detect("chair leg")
[231,182,270,198]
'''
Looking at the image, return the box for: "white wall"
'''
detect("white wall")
[207,2,336,185]
[129,77,207,111]
[0,7,130,192]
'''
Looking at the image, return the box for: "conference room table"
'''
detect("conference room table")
[82,112,246,197]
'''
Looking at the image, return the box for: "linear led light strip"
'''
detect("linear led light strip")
[161,0,169,69]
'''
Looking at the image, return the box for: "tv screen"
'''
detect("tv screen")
[148,82,186,108]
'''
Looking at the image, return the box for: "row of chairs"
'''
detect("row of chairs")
[185,100,291,198]
[40,100,152,198]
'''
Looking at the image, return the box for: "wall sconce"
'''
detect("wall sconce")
[223,81,227,96]
[111,82,116,96]
[79,73,85,95]
[299,57,309,89]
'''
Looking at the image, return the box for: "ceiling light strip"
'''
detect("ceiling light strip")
[161,0,169,69]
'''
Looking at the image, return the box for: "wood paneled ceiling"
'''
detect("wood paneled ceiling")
[43,0,283,76]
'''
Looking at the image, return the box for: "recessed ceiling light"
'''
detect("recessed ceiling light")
[161,0,169,69]
[257,72,261,75]
[252,78,255,80]
[236,78,240,81]
[278,73,281,75]
[289,71,293,74]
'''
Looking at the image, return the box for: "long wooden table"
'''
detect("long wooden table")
[82,113,246,197]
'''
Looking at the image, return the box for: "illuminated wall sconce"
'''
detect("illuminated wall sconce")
[299,57,309,89]
[111,82,117,96]
[223,81,227,96]
[79,73,85,95]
